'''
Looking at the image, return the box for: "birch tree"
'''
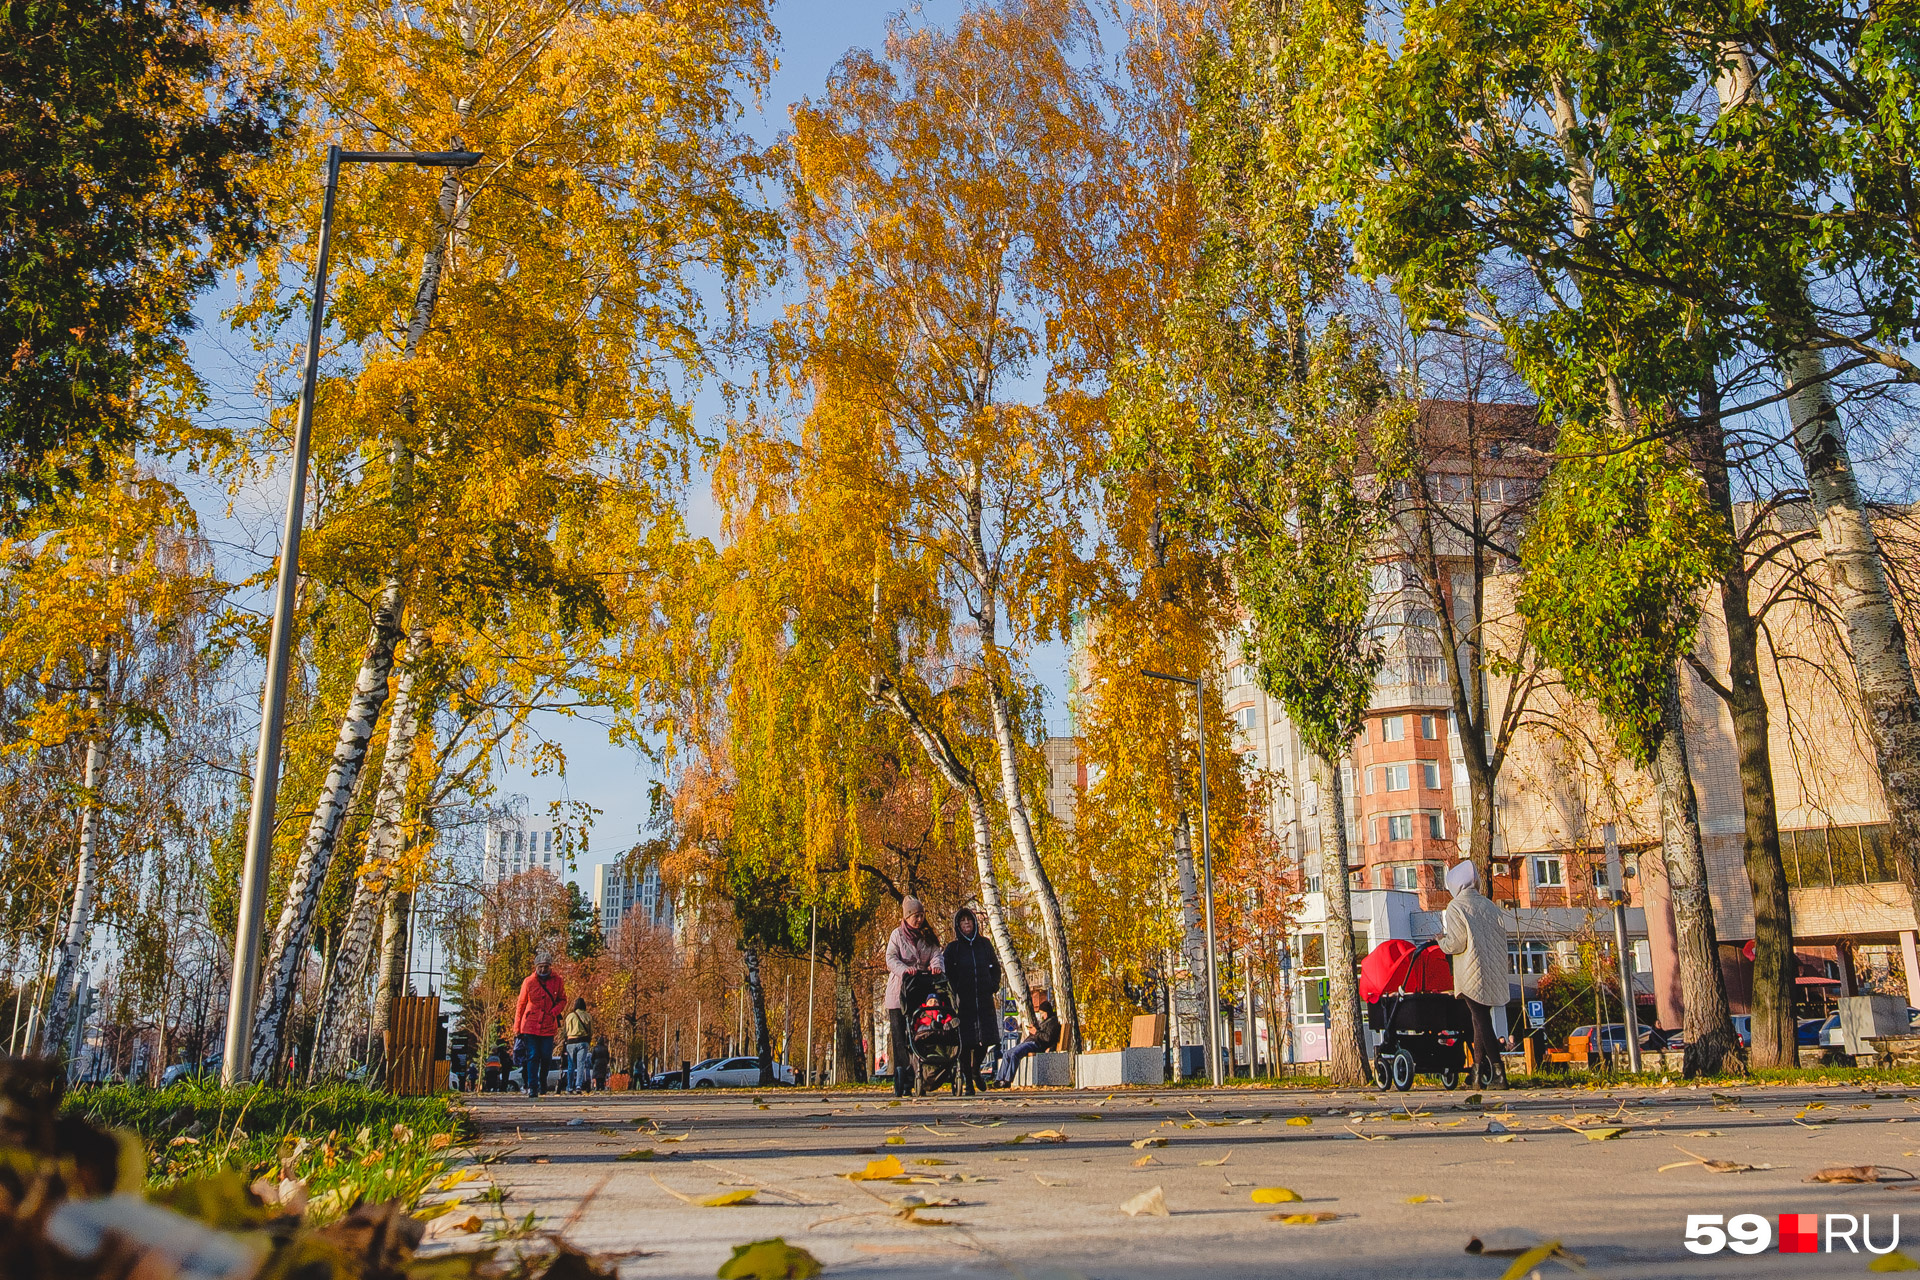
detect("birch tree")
[236,0,778,1076]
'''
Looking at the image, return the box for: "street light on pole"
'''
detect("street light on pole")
[222,144,482,1087]
[1142,667,1223,1088]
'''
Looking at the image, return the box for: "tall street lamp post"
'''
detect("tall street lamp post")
[222,145,482,1086]
[1142,667,1223,1087]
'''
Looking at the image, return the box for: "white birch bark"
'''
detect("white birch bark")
[982,672,1079,1048]
[308,624,428,1080]
[250,579,405,1077]
[43,652,107,1056]
[867,672,1034,1018]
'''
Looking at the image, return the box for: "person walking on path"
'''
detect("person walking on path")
[884,896,944,1097]
[995,998,1060,1086]
[942,907,1002,1094]
[1438,860,1510,1088]
[591,1034,611,1091]
[513,951,566,1098]
[563,997,593,1093]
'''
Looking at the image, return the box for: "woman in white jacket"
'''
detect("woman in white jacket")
[1438,861,1509,1088]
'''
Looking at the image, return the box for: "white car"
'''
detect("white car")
[688,1056,797,1088]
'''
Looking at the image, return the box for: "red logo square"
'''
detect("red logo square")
[1779,1213,1819,1253]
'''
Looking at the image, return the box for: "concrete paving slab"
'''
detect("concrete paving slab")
[456,1081,1920,1279]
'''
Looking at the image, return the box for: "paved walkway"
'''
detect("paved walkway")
[453,1080,1920,1278]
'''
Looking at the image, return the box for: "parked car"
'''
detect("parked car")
[161,1053,220,1087]
[651,1057,723,1088]
[1796,1017,1826,1046]
[687,1056,798,1088]
[1570,1023,1666,1055]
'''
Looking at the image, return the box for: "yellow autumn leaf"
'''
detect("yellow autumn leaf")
[1869,1251,1920,1272]
[1250,1188,1302,1204]
[699,1189,759,1207]
[1273,1212,1340,1225]
[1500,1241,1565,1280]
[846,1155,906,1181]
[438,1169,476,1191]
[717,1238,822,1279]
[1286,1116,1311,1127]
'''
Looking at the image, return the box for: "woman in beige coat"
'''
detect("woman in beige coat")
[884,896,944,1097]
[1439,861,1509,1087]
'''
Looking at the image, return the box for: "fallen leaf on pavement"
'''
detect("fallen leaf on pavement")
[1685,1131,1721,1138]
[1464,1094,1483,1106]
[912,1158,955,1166]
[1272,1212,1340,1225]
[1869,1251,1920,1272]
[1498,1240,1568,1280]
[1658,1147,1766,1174]
[1579,1127,1628,1141]
[1485,1134,1519,1144]
[1198,1150,1233,1167]
[1250,1188,1301,1204]
[1345,1128,1392,1141]
[1076,1114,1104,1121]
[1132,1155,1157,1167]
[1809,1166,1915,1184]
[701,1190,759,1207]
[846,1156,907,1181]
[1025,1130,1069,1143]
[1406,1194,1443,1204]
[1032,1174,1071,1187]
[716,1238,821,1280]
[617,1150,658,1162]
[885,1136,906,1145]
[1130,1138,1168,1149]
[1286,1117,1311,1127]
[1120,1186,1169,1217]
[452,1214,484,1233]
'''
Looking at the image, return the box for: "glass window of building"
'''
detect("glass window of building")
[1385,763,1410,791]
[1421,714,1438,739]
[1532,856,1564,887]
[1383,716,1405,742]
[1387,814,1413,840]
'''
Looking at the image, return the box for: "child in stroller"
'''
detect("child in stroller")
[902,971,964,1096]
[1362,938,1471,1091]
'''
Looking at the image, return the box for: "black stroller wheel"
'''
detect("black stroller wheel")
[1439,1066,1460,1090]
[1391,1048,1415,1091]
[1370,1055,1391,1090]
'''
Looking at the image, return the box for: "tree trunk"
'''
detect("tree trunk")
[1691,388,1796,1068]
[960,778,1032,1017]
[249,579,404,1078]
[1316,755,1367,1085]
[369,886,411,1084]
[1781,343,1920,927]
[43,653,107,1057]
[869,674,1033,1014]
[832,955,866,1084]
[308,625,428,1081]
[1171,810,1207,1049]
[746,943,774,1086]
[981,671,1079,1049]
[1648,675,1742,1076]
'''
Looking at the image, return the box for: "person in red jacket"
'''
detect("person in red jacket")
[514,951,566,1098]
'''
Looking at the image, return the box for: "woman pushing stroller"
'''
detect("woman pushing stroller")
[1439,860,1510,1088]
[884,897,945,1097]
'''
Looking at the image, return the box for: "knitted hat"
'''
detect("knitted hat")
[902,895,924,918]
[1444,861,1477,892]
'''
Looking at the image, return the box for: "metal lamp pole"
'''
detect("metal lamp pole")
[222,145,482,1086]
[1144,668,1223,1088]
[1601,823,1643,1074]
[805,904,818,1088]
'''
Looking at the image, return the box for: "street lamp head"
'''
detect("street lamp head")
[425,150,485,169]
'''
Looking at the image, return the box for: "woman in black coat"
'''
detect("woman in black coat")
[942,907,1002,1094]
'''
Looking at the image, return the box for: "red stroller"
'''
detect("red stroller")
[1362,939,1471,1091]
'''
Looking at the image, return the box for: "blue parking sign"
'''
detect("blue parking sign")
[1526,1000,1545,1027]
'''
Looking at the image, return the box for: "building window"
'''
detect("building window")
[1428,813,1444,839]
[1383,716,1405,742]
[1234,706,1258,732]
[1365,768,1375,795]
[1392,865,1420,890]
[1421,714,1438,739]
[1422,761,1441,790]
[1388,814,1413,841]
[1509,940,1552,975]
[1370,818,1380,844]
[1591,865,1611,892]
[1385,763,1410,791]
[1532,856,1564,887]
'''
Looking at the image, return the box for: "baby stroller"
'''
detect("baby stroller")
[903,972,963,1096]
[1363,939,1470,1091]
